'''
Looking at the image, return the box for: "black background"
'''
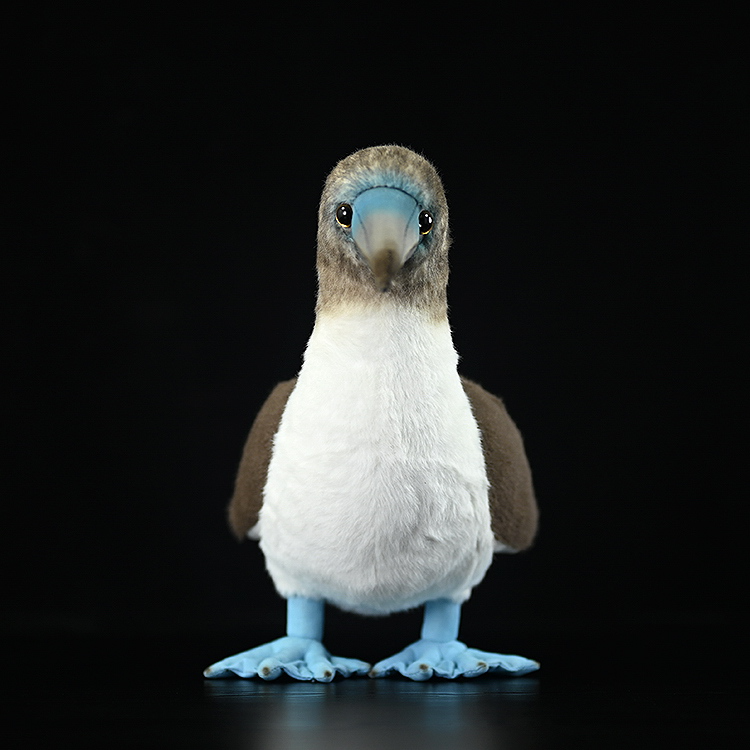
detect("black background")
[5,16,747,715]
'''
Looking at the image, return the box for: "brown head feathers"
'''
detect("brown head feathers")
[316,145,450,319]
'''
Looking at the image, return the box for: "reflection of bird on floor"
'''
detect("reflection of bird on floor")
[204,145,539,681]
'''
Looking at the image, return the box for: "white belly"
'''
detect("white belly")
[258,305,493,615]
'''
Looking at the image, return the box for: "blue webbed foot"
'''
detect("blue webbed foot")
[369,639,540,681]
[203,636,370,682]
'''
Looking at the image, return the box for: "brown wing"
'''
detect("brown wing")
[227,378,297,540]
[461,377,538,551]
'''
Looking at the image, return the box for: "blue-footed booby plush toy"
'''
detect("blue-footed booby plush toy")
[204,145,539,681]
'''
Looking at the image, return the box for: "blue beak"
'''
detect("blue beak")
[351,187,420,291]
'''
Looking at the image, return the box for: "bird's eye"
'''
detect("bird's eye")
[418,210,434,235]
[335,203,353,228]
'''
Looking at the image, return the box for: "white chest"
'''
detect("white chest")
[258,305,493,614]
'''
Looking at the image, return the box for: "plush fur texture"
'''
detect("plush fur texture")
[228,376,537,554]
[258,304,495,615]
[225,144,538,617]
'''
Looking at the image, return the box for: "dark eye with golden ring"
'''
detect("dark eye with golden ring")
[335,203,353,228]
[419,210,434,235]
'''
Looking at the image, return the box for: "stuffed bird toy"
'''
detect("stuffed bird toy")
[204,145,539,681]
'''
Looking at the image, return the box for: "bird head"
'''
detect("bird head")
[316,145,450,317]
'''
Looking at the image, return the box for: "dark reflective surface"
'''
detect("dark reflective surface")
[203,678,541,750]
[7,622,748,748]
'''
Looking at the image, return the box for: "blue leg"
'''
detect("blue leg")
[369,598,540,680]
[203,597,370,682]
